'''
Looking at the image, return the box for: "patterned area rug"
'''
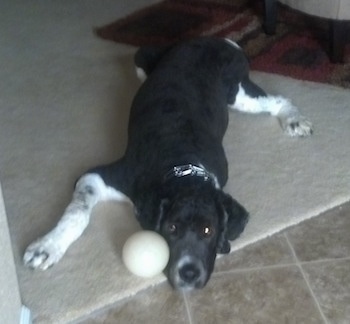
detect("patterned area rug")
[95,0,350,88]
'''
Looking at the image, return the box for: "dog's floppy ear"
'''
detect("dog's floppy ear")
[134,191,170,232]
[217,192,249,254]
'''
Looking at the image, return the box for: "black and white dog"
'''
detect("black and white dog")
[24,37,312,289]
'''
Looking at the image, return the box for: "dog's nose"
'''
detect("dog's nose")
[179,264,200,284]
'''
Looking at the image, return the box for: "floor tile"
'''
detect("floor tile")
[186,266,324,324]
[303,259,350,324]
[215,233,295,273]
[285,202,350,262]
[81,282,189,324]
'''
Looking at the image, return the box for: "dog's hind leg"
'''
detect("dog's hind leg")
[134,45,173,81]
[23,173,130,270]
[228,77,313,137]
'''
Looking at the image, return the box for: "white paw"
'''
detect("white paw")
[23,237,65,270]
[282,116,313,137]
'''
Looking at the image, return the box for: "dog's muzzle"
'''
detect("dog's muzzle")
[170,255,207,290]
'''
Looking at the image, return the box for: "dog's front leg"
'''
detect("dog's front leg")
[23,174,108,270]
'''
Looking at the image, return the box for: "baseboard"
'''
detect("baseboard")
[20,306,32,324]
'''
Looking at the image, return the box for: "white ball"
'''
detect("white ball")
[122,230,170,278]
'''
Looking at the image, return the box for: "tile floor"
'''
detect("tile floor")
[79,202,350,324]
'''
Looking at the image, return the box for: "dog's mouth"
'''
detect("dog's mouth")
[168,255,208,290]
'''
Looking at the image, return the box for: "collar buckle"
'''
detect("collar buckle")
[164,164,214,184]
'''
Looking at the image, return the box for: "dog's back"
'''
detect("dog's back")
[127,38,250,184]
[132,37,250,136]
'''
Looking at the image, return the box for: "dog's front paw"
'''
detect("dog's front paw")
[282,116,313,137]
[23,237,65,270]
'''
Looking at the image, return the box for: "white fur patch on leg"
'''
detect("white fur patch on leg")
[23,173,131,270]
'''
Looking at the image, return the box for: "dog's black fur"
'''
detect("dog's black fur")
[90,37,252,289]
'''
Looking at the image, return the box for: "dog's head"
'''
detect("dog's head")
[155,185,248,290]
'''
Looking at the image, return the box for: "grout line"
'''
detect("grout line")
[213,261,298,276]
[284,233,330,324]
[213,255,350,277]
[182,290,194,324]
[301,256,350,265]
[283,232,299,264]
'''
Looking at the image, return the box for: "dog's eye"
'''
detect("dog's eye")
[168,224,177,235]
[202,226,214,237]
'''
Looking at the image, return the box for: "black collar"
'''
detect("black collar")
[163,164,217,186]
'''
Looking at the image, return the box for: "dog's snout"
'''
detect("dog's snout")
[170,256,207,289]
[179,264,200,284]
